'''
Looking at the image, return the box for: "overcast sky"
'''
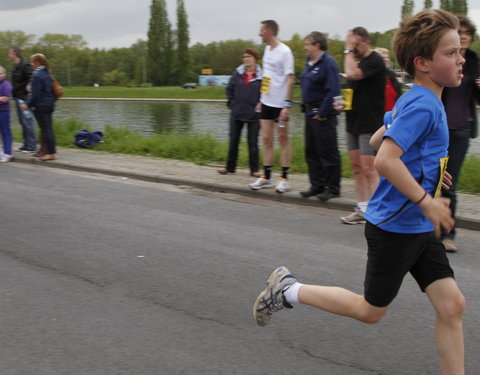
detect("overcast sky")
[1,0,479,49]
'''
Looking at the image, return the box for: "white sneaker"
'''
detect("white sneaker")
[0,153,12,163]
[249,176,272,190]
[275,178,290,193]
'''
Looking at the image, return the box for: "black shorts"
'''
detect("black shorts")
[261,104,282,121]
[363,222,454,307]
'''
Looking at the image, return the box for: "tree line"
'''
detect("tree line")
[0,0,476,87]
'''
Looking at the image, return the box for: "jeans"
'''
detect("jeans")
[226,118,260,173]
[441,126,471,240]
[14,98,37,150]
[0,111,12,155]
[304,116,341,194]
[33,110,56,154]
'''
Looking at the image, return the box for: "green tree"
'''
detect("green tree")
[284,33,305,78]
[211,39,259,75]
[147,0,173,85]
[452,0,468,14]
[32,34,89,86]
[440,0,468,15]
[0,30,35,50]
[131,40,148,85]
[190,42,219,74]
[440,0,450,10]
[424,0,433,9]
[102,69,129,85]
[174,0,191,84]
[401,0,415,21]
[0,30,36,70]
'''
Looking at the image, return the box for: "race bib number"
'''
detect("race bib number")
[434,156,449,198]
[260,76,271,94]
[343,88,353,110]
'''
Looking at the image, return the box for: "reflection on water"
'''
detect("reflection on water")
[11,99,479,154]
[150,102,193,134]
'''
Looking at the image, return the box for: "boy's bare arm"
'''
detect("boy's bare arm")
[375,138,455,237]
[369,125,387,151]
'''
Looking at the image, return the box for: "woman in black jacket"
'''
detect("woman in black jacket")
[441,16,480,252]
[24,53,56,161]
[218,48,263,176]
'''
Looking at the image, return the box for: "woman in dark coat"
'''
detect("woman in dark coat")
[24,53,56,161]
[218,48,263,176]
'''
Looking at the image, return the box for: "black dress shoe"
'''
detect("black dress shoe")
[317,190,340,201]
[300,188,324,198]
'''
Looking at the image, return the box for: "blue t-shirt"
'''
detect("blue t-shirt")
[365,85,449,233]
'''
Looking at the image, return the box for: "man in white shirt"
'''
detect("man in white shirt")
[249,20,295,193]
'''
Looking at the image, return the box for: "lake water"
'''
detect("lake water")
[11,99,480,155]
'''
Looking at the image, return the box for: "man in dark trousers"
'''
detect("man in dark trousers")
[299,31,342,201]
[8,47,37,152]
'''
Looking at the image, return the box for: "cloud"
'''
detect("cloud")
[2,0,480,50]
[0,0,150,48]
[0,0,65,11]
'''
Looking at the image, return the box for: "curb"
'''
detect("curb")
[11,156,480,232]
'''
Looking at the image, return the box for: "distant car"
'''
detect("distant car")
[181,83,197,89]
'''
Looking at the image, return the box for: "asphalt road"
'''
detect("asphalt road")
[0,163,479,375]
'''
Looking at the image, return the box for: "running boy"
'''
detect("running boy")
[253,9,465,374]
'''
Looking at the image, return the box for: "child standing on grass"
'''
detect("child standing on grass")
[253,9,466,374]
[0,66,13,163]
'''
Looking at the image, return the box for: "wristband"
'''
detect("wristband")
[414,191,428,205]
[283,100,292,108]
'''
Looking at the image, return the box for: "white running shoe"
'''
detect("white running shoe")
[275,178,290,193]
[249,176,272,190]
[0,153,12,163]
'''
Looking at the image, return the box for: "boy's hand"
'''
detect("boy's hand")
[418,195,454,237]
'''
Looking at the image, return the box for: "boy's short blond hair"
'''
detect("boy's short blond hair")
[393,9,459,77]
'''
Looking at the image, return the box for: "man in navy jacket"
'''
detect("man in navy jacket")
[299,32,342,201]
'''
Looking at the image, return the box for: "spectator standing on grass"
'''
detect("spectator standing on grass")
[0,66,13,163]
[299,32,342,201]
[440,15,480,253]
[218,48,263,177]
[340,27,385,225]
[249,20,295,193]
[8,47,37,153]
[24,54,56,161]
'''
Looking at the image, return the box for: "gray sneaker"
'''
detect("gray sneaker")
[253,267,297,327]
[340,208,366,225]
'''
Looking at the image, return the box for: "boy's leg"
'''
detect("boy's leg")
[253,266,388,327]
[425,278,465,375]
[298,285,387,323]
